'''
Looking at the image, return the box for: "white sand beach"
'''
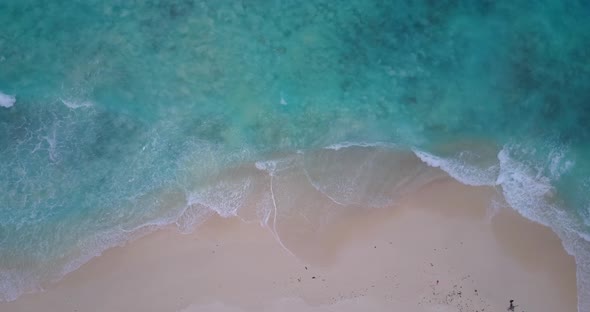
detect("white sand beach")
[0,179,577,312]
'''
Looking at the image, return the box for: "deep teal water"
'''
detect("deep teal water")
[1,1,590,309]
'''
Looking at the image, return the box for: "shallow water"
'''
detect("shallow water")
[1,1,589,310]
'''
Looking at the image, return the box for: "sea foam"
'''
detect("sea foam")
[0,91,15,108]
[324,141,397,151]
[60,98,93,109]
[413,150,499,186]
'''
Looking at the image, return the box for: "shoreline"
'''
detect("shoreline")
[0,178,578,312]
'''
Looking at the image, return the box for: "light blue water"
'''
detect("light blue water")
[1,1,589,309]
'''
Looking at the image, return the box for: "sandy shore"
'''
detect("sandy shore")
[0,179,577,312]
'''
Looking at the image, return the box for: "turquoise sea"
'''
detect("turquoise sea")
[1,1,589,310]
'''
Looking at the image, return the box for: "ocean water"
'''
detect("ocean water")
[1,0,589,310]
